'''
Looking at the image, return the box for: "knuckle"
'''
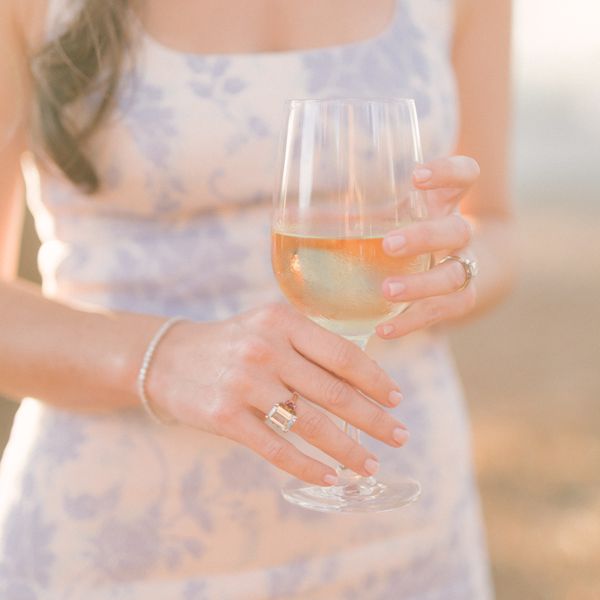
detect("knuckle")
[447,261,467,290]
[452,215,472,246]
[299,412,327,440]
[209,401,237,429]
[330,338,355,372]
[219,367,252,395]
[252,302,290,329]
[464,156,481,179]
[234,335,273,365]
[323,377,350,407]
[423,302,444,327]
[263,439,290,467]
[339,442,366,470]
[454,155,480,180]
[367,407,391,433]
[416,223,435,249]
[368,363,388,391]
[296,462,321,485]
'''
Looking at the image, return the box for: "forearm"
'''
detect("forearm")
[0,277,166,411]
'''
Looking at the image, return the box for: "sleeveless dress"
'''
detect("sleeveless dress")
[0,1,494,598]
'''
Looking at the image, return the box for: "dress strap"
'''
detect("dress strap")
[397,0,456,51]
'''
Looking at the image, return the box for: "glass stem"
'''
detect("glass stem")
[338,334,370,476]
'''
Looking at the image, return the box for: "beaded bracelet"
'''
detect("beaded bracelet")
[136,316,185,425]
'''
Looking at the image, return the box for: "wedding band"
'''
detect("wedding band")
[265,392,299,433]
[439,255,479,291]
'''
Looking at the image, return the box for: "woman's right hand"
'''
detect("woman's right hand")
[147,303,409,486]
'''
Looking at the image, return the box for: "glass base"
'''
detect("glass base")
[281,470,421,513]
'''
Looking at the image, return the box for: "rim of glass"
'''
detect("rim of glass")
[286,97,416,108]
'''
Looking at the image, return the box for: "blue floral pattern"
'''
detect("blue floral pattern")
[301,0,433,117]
[1,0,492,598]
[0,474,56,600]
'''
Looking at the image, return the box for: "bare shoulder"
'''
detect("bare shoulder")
[0,0,46,143]
[2,0,48,53]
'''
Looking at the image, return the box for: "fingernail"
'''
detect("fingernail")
[323,473,339,486]
[393,428,410,445]
[384,234,406,254]
[364,458,380,475]
[414,167,433,182]
[387,281,406,297]
[379,324,395,337]
[389,390,403,406]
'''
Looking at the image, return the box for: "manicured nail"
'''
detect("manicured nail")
[384,234,406,254]
[379,324,395,337]
[364,458,380,475]
[389,390,403,406]
[323,473,339,486]
[393,428,410,445]
[387,281,406,297]
[414,167,433,182]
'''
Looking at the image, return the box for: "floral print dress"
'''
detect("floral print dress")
[0,1,494,598]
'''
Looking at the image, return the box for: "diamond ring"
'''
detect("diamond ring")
[265,392,299,433]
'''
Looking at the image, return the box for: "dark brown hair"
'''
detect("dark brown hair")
[30,0,134,193]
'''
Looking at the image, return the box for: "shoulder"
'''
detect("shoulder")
[0,0,46,142]
[3,0,48,54]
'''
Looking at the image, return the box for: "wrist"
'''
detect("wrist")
[107,312,168,409]
[136,317,186,424]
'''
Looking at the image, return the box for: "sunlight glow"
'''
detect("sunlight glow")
[515,0,600,83]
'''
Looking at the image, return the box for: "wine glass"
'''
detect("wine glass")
[271,98,430,512]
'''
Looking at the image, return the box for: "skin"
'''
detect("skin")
[0,0,514,486]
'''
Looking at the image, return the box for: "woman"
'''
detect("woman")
[0,0,513,598]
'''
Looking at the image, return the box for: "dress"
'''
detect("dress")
[0,0,494,598]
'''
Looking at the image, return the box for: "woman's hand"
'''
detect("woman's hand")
[146,303,408,486]
[377,156,481,339]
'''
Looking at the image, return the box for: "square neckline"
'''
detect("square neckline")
[134,1,400,60]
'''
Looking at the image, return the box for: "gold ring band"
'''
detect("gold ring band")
[439,255,479,291]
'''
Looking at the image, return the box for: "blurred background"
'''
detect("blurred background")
[1,1,599,598]
[451,0,600,597]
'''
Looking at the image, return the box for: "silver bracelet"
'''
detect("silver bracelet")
[136,316,185,425]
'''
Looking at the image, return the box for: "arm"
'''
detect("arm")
[0,0,406,486]
[0,1,164,410]
[453,0,516,313]
[377,0,515,338]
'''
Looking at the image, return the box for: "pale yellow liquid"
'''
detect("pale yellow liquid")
[272,231,429,337]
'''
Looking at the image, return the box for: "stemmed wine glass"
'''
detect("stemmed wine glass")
[271,98,430,512]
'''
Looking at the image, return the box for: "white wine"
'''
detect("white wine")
[272,231,429,337]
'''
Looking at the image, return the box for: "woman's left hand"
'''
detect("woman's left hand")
[377,155,481,339]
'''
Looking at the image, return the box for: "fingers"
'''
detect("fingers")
[413,155,480,191]
[378,154,479,337]
[286,311,401,406]
[249,384,386,478]
[277,351,409,448]
[383,213,472,257]
[231,411,340,486]
[217,305,409,482]
[413,156,480,217]
[376,285,477,338]
[383,256,472,302]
